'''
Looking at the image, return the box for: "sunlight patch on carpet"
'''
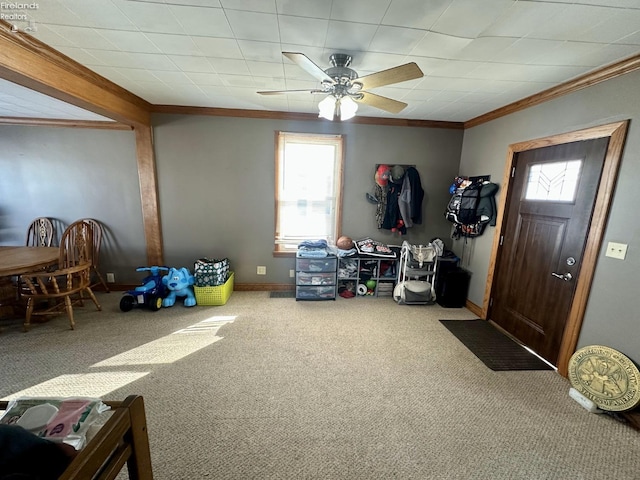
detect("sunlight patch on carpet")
[2,371,149,401]
[92,316,236,367]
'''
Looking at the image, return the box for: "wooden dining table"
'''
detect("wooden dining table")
[0,246,59,276]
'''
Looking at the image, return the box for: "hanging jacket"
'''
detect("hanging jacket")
[477,182,499,225]
[381,179,406,234]
[399,167,424,226]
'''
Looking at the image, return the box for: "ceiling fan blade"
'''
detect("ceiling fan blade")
[356,92,408,114]
[283,52,335,84]
[257,89,326,95]
[354,62,423,91]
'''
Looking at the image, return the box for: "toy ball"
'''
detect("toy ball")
[336,236,354,250]
[365,279,377,290]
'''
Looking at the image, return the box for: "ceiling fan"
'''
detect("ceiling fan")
[257,52,424,121]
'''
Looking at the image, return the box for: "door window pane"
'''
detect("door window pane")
[525,160,582,201]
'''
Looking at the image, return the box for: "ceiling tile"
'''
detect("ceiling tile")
[532,4,616,41]
[31,0,136,29]
[578,10,640,44]
[184,72,224,86]
[246,61,285,77]
[494,38,566,65]
[31,24,78,48]
[38,25,117,50]
[354,52,411,73]
[275,0,332,19]
[169,55,217,73]
[411,32,473,58]
[145,33,202,56]
[163,0,222,6]
[426,59,482,78]
[432,0,514,38]
[115,1,187,35]
[220,0,277,14]
[55,47,107,66]
[237,40,283,62]
[525,41,605,67]
[482,2,568,38]
[167,4,233,37]
[225,10,280,42]
[369,25,427,54]
[209,58,251,75]
[573,44,640,68]
[150,71,194,84]
[330,0,392,24]
[84,50,178,71]
[191,37,244,58]
[382,0,452,29]
[454,37,516,62]
[325,21,379,52]
[278,16,329,47]
[96,30,162,54]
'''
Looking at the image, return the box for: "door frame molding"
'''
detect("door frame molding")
[483,120,629,377]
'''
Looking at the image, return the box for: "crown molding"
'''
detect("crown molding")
[465,54,640,129]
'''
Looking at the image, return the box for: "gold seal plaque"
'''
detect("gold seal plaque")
[568,345,640,412]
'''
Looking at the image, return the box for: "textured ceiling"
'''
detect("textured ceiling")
[2,0,640,123]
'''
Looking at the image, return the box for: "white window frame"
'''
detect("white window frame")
[274,131,344,254]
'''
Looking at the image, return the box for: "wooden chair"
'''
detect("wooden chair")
[25,217,54,247]
[81,218,110,292]
[20,221,102,331]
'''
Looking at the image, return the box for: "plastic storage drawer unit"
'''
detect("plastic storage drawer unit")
[295,256,337,301]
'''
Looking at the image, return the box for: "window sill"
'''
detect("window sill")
[273,250,296,258]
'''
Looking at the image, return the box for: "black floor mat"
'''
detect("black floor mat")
[439,319,554,371]
[270,291,296,298]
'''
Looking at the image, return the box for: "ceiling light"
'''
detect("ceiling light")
[338,96,358,121]
[318,95,335,120]
[318,94,359,121]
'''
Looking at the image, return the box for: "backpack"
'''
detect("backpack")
[445,180,487,239]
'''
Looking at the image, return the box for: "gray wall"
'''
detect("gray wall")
[0,126,147,281]
[457,69,640,361]
[152,114,463,283]
[0,117,463,285]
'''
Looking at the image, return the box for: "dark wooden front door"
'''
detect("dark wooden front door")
[490,137,609,365]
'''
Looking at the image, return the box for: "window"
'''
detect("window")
[274,132,344,254]
[525,160,582,201]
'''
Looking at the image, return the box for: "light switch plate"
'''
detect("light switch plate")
[605,242,627,260]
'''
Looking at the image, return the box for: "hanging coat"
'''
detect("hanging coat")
[398,167,424,227]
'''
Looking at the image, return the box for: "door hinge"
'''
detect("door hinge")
[489,297,494,307]
[511,166,516,177]
[499,235,504,246]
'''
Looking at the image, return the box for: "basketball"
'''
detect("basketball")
[336,236,354,249]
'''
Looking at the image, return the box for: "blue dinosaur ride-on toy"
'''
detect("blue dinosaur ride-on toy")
[120,266,170,312]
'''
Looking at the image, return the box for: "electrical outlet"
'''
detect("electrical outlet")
[106,272,115,283]
[289,269,295,278]
[605,242,627,260]
[257,266,267,275]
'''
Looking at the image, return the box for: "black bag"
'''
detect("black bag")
[457,181,483,225]
[446,181,482,225]
[445,180,488,239]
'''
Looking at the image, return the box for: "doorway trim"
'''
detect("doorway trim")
[482,120,629,377]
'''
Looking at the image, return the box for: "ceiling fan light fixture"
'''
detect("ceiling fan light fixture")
[338,95,358,121]
[318,95,336,120]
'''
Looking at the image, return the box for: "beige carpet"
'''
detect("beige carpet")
[1,292,639,479]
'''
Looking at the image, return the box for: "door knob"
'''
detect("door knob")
[551,272,573,281]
